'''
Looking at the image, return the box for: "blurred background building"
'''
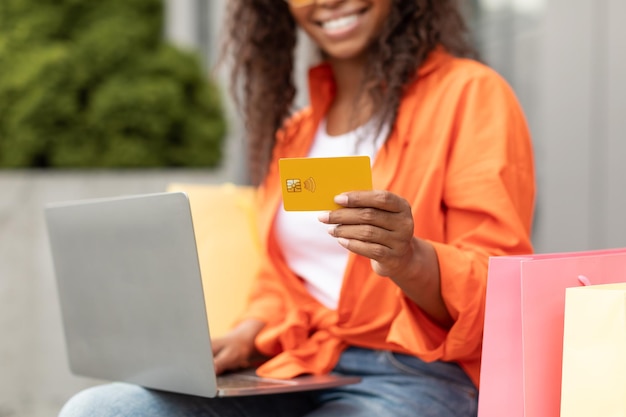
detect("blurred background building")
[1,0,625,416]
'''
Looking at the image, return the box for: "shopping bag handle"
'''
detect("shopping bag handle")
[577,275,592,286]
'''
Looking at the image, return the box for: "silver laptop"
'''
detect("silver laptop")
[44,191,361,398]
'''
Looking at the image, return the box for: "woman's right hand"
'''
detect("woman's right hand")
[212,318,266,375]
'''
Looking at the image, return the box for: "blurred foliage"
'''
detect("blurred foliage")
[0,0,226,168]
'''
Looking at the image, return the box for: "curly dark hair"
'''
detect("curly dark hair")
[223,0,478,185]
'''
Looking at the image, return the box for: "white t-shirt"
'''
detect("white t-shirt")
[274,118,389,309]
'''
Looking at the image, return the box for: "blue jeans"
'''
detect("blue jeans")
[58,347,478,417]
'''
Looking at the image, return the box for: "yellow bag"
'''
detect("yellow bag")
[166,182,260,338]
[561,283,626,417]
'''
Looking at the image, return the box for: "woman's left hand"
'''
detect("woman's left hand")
[317,190,416,278]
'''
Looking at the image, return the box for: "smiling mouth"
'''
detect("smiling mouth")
[321,14,359,31]
[317,7,368,33]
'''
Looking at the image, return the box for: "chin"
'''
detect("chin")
[322,43,369,62]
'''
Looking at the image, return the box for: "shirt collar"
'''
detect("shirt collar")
[307,46,448,117]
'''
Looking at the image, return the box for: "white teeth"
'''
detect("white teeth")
[321,14,358,31]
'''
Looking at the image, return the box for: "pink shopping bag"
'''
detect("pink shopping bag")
[477,248,626,417]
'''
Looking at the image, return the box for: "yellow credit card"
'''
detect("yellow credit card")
[279,156,373,211]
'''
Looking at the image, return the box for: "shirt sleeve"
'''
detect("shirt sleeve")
[388,67,535,364]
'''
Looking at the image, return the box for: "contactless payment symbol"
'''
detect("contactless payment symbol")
[285,177,316,193]
[303,177,316,192]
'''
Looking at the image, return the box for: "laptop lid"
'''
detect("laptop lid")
[44,191,360,398]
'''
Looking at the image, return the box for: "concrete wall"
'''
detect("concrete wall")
[0,171,232,417]
[534,0,626,252]
[471,0,626,252]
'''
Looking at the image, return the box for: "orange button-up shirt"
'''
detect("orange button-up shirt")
[240,49,535,388]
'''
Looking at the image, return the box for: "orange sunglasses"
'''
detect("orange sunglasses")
[284,0,318,7]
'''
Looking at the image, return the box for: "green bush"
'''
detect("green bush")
[0,0,226,168]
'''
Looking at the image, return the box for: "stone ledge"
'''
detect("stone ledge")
[0,169,234,417]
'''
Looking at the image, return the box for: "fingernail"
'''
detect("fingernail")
[334,194,348,205]
[327,225,336,236]
[338,238,349,247]
[317,212,330,223]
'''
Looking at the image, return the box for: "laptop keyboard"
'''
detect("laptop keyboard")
[216,373,297,389]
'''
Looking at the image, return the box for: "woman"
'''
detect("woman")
[59,0,535,416]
